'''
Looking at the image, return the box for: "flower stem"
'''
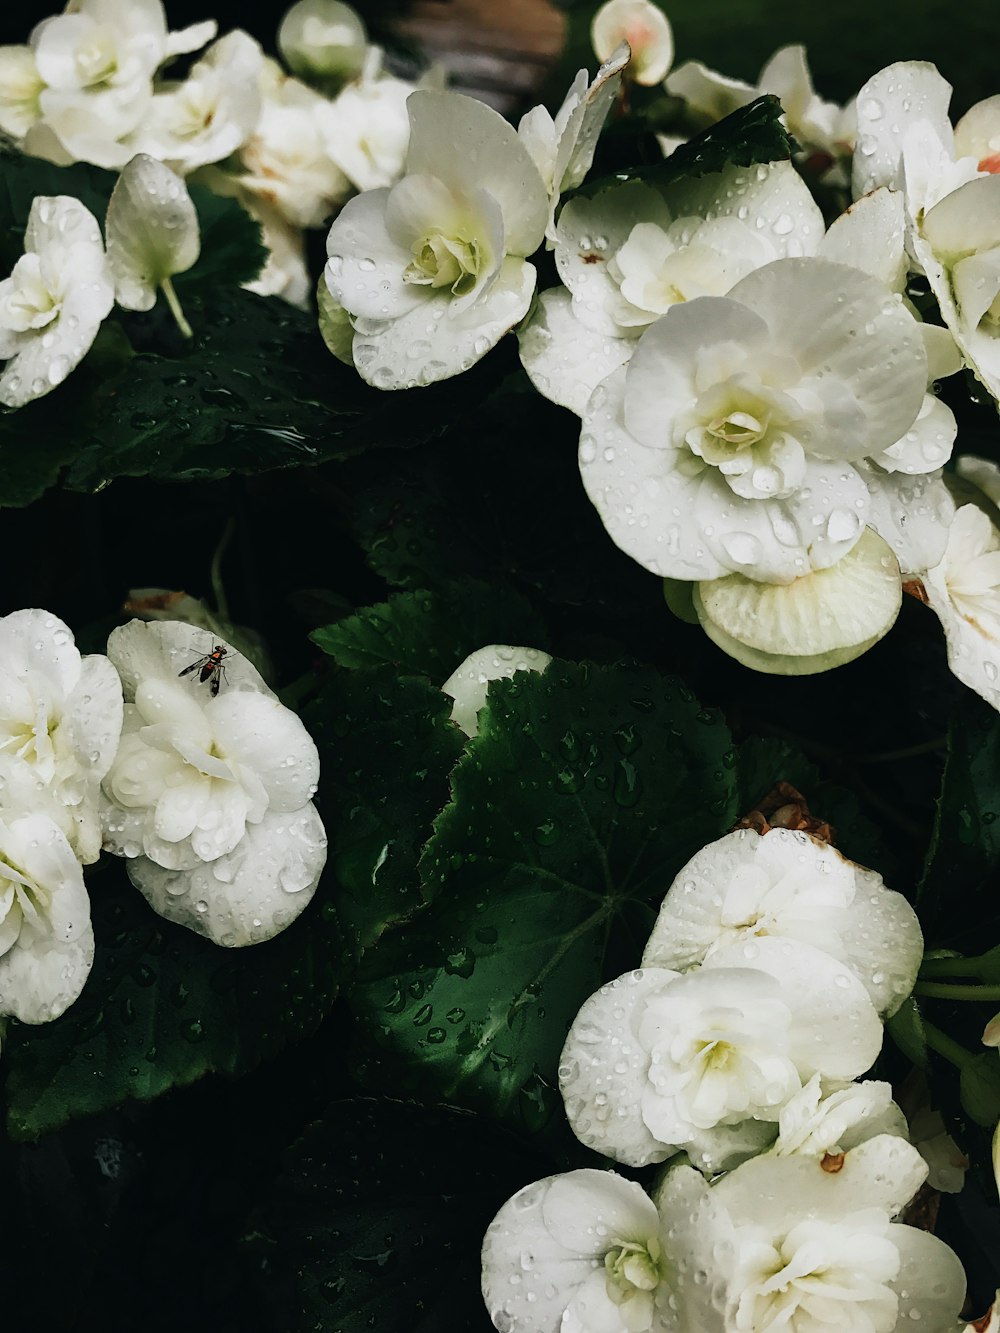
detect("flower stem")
[920,954,989,980]
[914,980,1000,1002]
[161,277,193,339]
[211,516,236,624]
[856,736,947,763]
[922,1018,975,1070]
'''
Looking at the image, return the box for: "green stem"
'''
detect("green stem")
[161,276,193,339]
[919,954,988,980]
[922,1018,975,1070]
[915,980,1000,1002]
[210,516,236,624]
[856,737,947,764]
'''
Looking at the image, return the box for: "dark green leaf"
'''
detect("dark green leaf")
[311,579,548,679]
[919,693,1000,938]
[348,660,739,1133]
[303,669,465,959]
[258,1098,550,1332]
[623,95,793,188]
[4,857,345,1141]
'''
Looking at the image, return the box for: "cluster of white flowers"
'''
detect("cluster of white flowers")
[482,823,968,1332]
[0,610,324,1036]
[0,153,198,405]
[0,0,424,310]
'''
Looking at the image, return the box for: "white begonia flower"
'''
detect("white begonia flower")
[132,30,264,177]
[481,1169,680,1333]
[324,88,549,389]
[559,938,883,1171]
[771,1076,908,1161]
[0,609,123,865]
[591,0,673,86]
[106,154,200,335]
[26,0,216,170]
[519,161,824,416]
[0,46,45,139]
[237,70,350,229]
[579,256,927,585]
[278,0,367,85]
[667,45,855,167]
[441,646,552,739]
[0,195,114,408]
[320,51,420,194]
[101,620,325,946]
[0,812,94,1024]
[517,45,630,243]
[641,826,923,1017]
[657,1139,967,1333]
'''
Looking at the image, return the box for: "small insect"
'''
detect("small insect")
[178,644,229,697]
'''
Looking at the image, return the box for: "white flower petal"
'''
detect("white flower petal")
[560,967,682,1167]
[405,90,548,258]
[890,1226,968,1330]
[852,61,956,198]
[209,690,319,811]
[664,160,825,261]
[350,255,536,389]
[106,619,272,702]
[518,287,633,416]
[820,187,907,290]
[106,154,200,311]
[325,186,431,322]
[859,463,954,575]
[591,0,673,86]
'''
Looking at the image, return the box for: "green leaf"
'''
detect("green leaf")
[311,579,548,679]
[258,1098,551,1332]
[302,669,465,959]
[625,95,793,188]
[4,857,345,1141]
[347,660,739,1134]
[960,1051,1000,1127]
[919,692,1000,937]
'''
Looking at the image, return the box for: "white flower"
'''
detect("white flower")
[101,622,325,946]
[106,154,200,328]
[0,609,123,864]
[0,812,94,1024]
[578,257,927,584]
[923,501,1000,710]
[659,1139,967,1333]
[277,0,367,85]
[132,30,263,176]
[481,1169,680,1333]
[321,61,416,193]
[26,0,216,169]
[770,1076,908,1161]
[907,1107,968,1194]
[0,195,114,408]
[441,645,552,738]
[324,88,549,388]
[641,826,923,1017]
[667,45,855,168]
[559,939,883,1170]
[237,67,350,228]
[0,45,44,139]
[591,0,673,86]
[517,46,629,242]
[519,161,824,415]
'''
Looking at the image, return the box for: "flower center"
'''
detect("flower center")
[75,30,119,87]
[1,254,61,333]
[605,1235,662,1302]
[405,232,482,296]
[0,854,52,954]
